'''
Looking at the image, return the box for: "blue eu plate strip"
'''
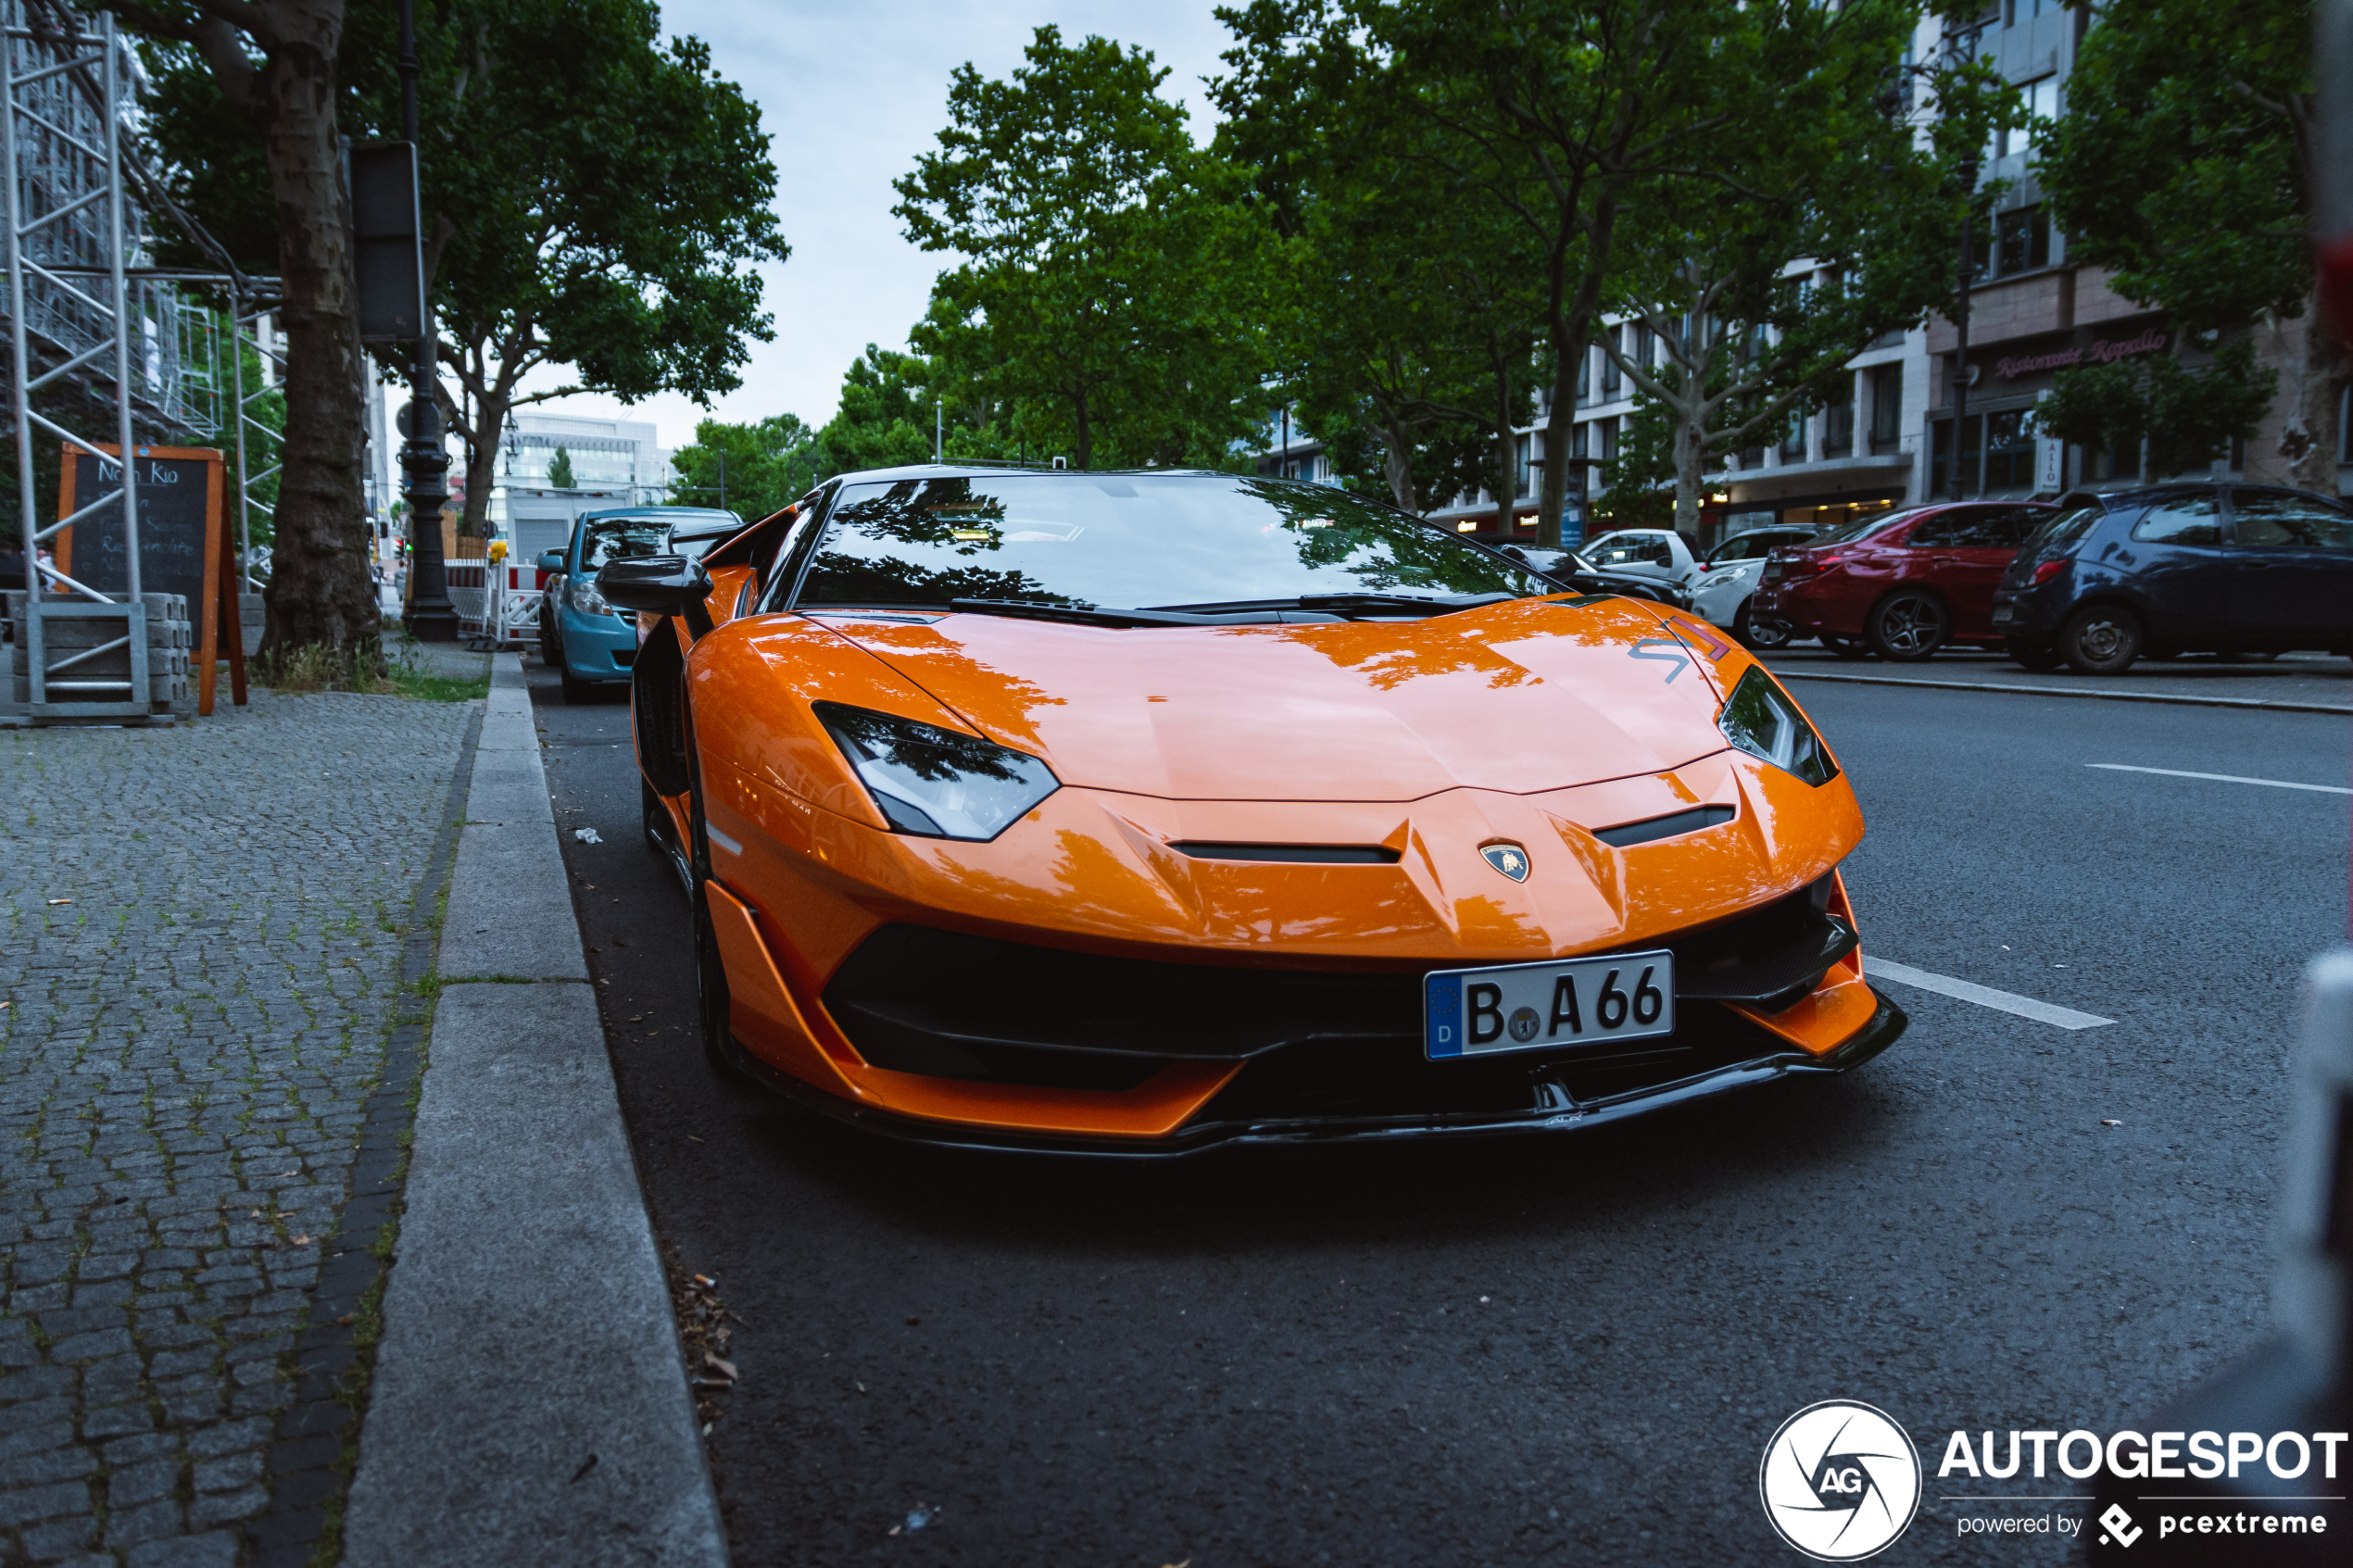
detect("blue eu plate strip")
[1425,972,1463,1059]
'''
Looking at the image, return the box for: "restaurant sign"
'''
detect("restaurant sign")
[1995,327,2167,382]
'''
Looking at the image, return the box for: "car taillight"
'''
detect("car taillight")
[2032,559,2067,584]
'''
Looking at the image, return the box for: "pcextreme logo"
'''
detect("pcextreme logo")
[1760,1400,1924,1561]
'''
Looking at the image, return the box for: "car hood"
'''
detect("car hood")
[802,596,1734,802]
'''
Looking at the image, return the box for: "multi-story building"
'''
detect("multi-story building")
[478,411,676,539]
[1257,5,2351,547]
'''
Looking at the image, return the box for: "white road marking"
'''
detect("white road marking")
[1869,960,2115,1030]
[2086,763,2352,796]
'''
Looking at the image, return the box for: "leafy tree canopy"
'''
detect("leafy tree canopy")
[2038,0,2337,488]
[144,0,787,535]
[671,414,821,519]
[895,26,1275,470]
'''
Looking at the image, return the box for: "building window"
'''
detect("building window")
[1632,323,1653,373]
[1600,417,1619,465]
[1995,206,2051,276]
[1869,363,1903,452]
[1515,433,1532,498]
[1780,408,1806,461]
[1984,408,2036,490]
[1601,330,1622,398]
[1578,348,1592,405]
[1822,380,1855,458]
[1929,414,1983,497]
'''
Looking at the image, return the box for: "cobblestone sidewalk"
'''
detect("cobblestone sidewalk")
[1,690,477,1566]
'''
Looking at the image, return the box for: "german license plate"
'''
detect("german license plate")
[1425,950,1676,1060]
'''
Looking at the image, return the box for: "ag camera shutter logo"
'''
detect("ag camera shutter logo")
[1759,1400,1922,1561]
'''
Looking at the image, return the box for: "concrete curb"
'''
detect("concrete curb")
[343,653,727,1567]
[1766,665,2353,716]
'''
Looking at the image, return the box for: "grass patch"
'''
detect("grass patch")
[384,666,491,703]
[249,633,490,702]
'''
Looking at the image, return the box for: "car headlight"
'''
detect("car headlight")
[813,702,1059,840]
[1717,666,1838,786]
[569,576,615,615]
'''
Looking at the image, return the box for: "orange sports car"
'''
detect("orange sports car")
[598,467,1905,1153]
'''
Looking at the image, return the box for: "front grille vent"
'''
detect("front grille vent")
[1169,843,1401,864]
[1591,804,1735,848]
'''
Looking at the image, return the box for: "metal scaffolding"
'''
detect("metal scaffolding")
[2,0,276,721]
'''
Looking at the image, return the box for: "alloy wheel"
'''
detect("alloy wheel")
[1867,592,1947,661]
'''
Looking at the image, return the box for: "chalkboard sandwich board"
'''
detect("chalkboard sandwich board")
[54,442,245,714]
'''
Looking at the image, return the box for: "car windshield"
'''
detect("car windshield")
[796,473,1553,613]
[1707,531,1801,565]
[579,517,673,571]
[1585,533,1672,570]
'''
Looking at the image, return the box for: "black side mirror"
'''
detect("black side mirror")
[597,554,715,638]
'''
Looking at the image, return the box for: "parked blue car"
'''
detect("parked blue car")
[537,508,743,702]
[1991,483,2353,674]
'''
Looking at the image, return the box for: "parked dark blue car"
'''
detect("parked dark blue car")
[1991,483,2353,674]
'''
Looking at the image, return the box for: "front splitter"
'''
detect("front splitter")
[721,986,1908,1160]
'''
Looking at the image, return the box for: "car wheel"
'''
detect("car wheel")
[1732,600,1792,650]
[1865,590,1948,661]
[1819,633,1873,660]
[2058,603,2143,675]
[2005,636,2064,672]
[692,884,759,1092]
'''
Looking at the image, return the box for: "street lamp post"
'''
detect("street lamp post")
[396,0,457,640]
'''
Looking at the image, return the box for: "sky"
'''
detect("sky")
[513,0,1239,453]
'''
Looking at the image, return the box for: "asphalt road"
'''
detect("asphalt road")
[531,658,2349,1567]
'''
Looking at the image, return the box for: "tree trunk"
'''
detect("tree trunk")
[1672,408,1706,541]
[1537,337,1583,549]
[1379,414,1416,510]
[1493,377,1518,539]
[252,6,375,662]
[447,378,511,540]
[459,419,501,540]
[2283,299,2347,495]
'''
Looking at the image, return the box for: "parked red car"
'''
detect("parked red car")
[1752,501,2057,660]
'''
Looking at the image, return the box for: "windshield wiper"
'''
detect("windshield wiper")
[947,597,1228,627]
[1146,591,1520,618]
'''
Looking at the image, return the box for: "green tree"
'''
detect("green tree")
[814,345,937,476]
[895,27,1275,470]
[96,0,376,658]
[2037,0,2337,490]
[1217,4,1549,518]
[144,0,787,549]
[547,446,575,489]
[671,413,823,517]
[1598,1,1993,534]
[2036,338,2276,479]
